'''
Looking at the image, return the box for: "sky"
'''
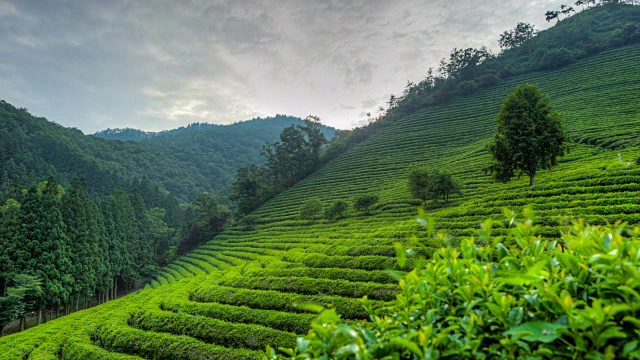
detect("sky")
[0,0,562,133]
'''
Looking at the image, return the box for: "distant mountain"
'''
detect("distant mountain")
[93,122,223,141]
[93,117,335,143]
[0,105,336,201]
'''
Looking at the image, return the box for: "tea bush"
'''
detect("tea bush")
[268,211,640,359]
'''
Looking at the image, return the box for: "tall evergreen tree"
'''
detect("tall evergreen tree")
[18,178,73,322]
[61,178,98,311]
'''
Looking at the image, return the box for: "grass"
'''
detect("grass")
[2,43,640,359]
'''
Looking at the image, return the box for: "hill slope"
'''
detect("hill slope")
[3,17,640,360]
[0,109,335,201]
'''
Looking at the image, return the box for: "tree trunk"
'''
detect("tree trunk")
[37,308,42,325]
[529,175,535,186]
[19,317,25,331]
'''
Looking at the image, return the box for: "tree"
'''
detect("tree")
[430,172,462,203]
[408,167,462,206]
[324,200,348,221]
[61,178,99,312]
[299,198,323,220]
[178,192,230,255]
[230,165,269,216]
[353,195,379,215]
[499,23,537,50]
[487,84,568,186]
[438,47,493,80]
[18,178,73,323]
[408,167,435,206]
[0,274,41,336]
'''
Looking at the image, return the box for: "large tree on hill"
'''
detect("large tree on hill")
[487,84,568,186]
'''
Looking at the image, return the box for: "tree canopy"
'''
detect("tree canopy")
[487,84,568,186]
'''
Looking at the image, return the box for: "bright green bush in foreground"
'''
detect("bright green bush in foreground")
[268,211,640,359]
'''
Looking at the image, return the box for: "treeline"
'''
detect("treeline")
[230,117,328,216]
[320,3,640,166]
[0,101,334,202]
[0,175,229,334]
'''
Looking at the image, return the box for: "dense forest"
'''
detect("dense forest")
[0,174,233,334]
[0,102,335,202]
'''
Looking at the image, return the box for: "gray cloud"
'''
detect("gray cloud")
[0,0,562,133]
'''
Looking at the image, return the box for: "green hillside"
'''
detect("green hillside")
[0,109,335,201]
[2,31,640,358]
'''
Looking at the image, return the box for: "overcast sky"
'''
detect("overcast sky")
[0,0,562,133]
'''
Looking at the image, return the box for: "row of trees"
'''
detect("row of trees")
[231,117,328,216]
[0,175,230,335]
[317,2,638,164]
[546,0,637,22]
[299,194,380,221]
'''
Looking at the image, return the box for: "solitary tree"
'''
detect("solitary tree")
[487,84,568,186]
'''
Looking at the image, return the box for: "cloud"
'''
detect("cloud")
[0,0,564,133]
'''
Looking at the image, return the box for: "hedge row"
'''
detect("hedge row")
[217,275,398,301]
[191,286,386,319]
[94,321,263,360]
[130,309,296,351]
[246,267,399,284]
[62,340,143,360]
[161,299,315,334]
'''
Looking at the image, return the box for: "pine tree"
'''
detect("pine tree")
[19,178,73,323]
[61,178,98,311]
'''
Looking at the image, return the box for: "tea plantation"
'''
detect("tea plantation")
[2,42,640,359]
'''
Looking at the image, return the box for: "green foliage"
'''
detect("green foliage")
[538,47,583,70]
[130,308,296,351]
[487,84,569,186]
[299,198,323,220]
[3,12,640,359]
[408,167,462,206]
[499,22,537,50]
[217,275,397,301]
[268,211,640,359]
[233,117,331,214]
[0,104,335,202]
[162,299,317,334]
[324,200,349,221]
[353,195,379,215]
[0,274,41,334]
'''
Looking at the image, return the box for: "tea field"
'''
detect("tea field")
[2,43,640,359]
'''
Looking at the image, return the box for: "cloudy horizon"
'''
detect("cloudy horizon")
[0,0,562,133]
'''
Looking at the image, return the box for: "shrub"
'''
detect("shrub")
[268,211,640,359]
[299,198,323,220]
[353,195,379,215]
[324,201,348,220]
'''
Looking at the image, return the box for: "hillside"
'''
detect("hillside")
[0,109,335,201]
[2,19,640,357]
